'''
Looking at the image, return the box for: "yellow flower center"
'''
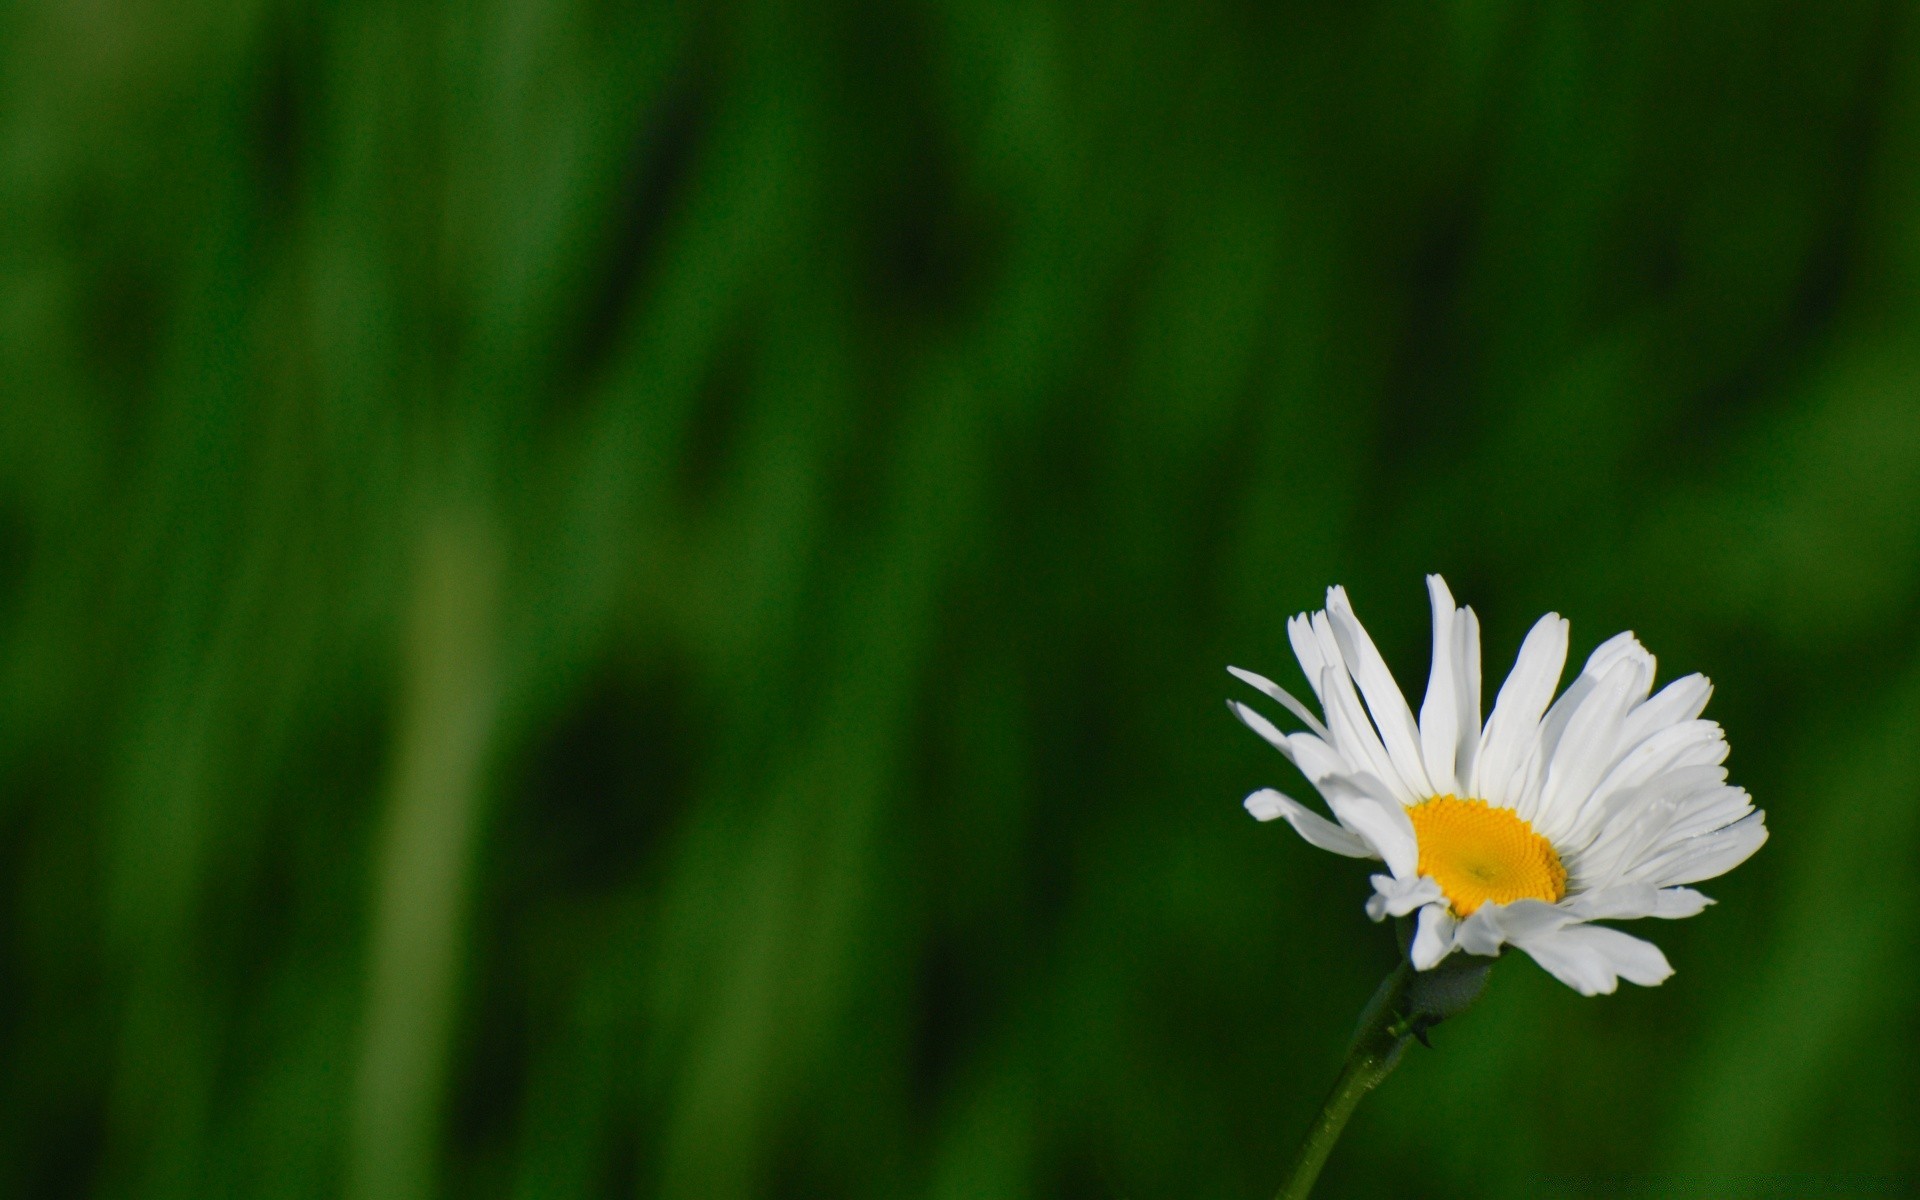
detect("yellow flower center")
[1407,795,1567,917]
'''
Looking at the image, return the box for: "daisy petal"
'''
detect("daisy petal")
[1473,612,1569,807]
[1327,586,1434,797]
[1287,613,1332,708]
[1533,656,1648,837]
[1244,788,1377,858]
[1365,873,1443,921]
[1484,897,1571,941]
[1580,926,1675,987]
[1226,700,1295,759]
[1542,634,1655,745]
[1228,665,1332,741]
[1452,906,1508,956]
[1419,575,1461,795]
[1410,903,1458,969]
[1633,811,1769,886]
[1569,719,1730,851]
[1282,731,1351,786]
[1319,664,1419,803]
[1324,774,1419,878]
[1619,673,1713,750]
[1650,887,1715,918]
[1567,885,1714,921]
[1453,605,1483,784]
[1513,923,1673,995]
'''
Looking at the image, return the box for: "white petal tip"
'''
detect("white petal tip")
[1226,665,1273,693]
[1244,789,1286,821]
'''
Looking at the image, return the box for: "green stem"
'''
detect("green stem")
[1275,963,1415,1200]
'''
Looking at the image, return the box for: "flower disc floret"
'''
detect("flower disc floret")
[1408,795,1566,916]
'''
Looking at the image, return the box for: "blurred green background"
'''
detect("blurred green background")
[4,1,1918,1197]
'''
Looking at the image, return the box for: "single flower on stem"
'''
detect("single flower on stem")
[1229,576,1766,1198]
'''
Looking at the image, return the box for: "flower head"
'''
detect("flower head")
[1229,576,1766,995]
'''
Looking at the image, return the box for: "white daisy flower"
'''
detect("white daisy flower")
[1229,575,1767,996]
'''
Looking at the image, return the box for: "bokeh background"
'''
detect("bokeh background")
[4,1,1918,1197]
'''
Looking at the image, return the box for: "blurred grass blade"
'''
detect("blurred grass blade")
[347,501,501,1200]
